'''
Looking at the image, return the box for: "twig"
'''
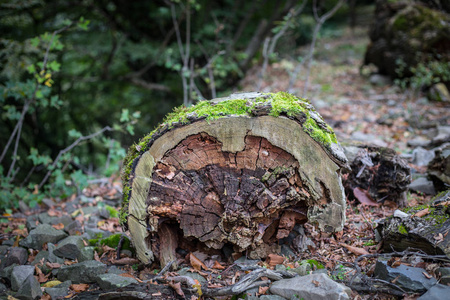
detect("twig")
[157,260,176,276]
[38,126,113,189]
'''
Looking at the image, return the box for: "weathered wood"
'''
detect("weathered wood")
[121,92,348,265]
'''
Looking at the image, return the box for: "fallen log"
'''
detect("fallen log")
[121,92,349,265]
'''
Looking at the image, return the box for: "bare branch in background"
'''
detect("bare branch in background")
[257,0,307,90]
[288,0,346,96]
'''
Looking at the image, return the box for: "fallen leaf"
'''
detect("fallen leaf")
[312,280,320,287]
[40,294,51,300]
[190,253,208,271]
[48,208,61,217]
[413,208,429,218]
[94,251,101,262]
[340,243,369,255]
[212,261,225,270]
[52,223,65,230]
[112,257,140,265]
[152,292,162,296]
[258,286,269,295]
[43,280,62,288]
[353,187,380,206]
[34,265,48,283]
[266,253,284,266]
[120,273,143,283]
[422,272,432,279]
[169,281,185,297]
[70,283,89,293]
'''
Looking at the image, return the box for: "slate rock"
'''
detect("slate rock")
[0,264,17,281]
[47,243,64,264]
[418,284,450,300]
[409,177,436,195]
[107,266,126,275]
[84,228,111,240]
[15,274,43,300]
[270,273,351,300]
[11,265,35,291]
[178,267,207,283]
[64,220,83,235]
[96,273,138,290]
[38,212,58,225]
[31,251,49,266]
[19,224,67,250]
[26,215,39,231]
[51,215,73,227]
[412,147,435,167]
[0,282,6,293]
[41,197,56,208]
[374,258,437,292]
[57,260,106,283]
[0,247,28,269]
[259,296,286,300]
[45,280,72,299]
[18,201,30,214]
[54,236,85,260]
[78,246,95,262]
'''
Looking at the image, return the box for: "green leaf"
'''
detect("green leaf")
[126,124,134,135]
[30,37,40,47]
[48,61,61,72]
[120,109,130,122]
[35,90,43,99]
[27,64,36,74]
[68,129,82,139]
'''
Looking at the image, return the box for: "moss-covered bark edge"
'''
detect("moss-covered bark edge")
[120,91,344,226]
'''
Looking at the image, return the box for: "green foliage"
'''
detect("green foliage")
[394,56,450,91]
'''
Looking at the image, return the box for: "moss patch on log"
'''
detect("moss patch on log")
[120,92,342,226]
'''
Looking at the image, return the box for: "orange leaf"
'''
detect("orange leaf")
[353,187,380,206]
[120,273,143,283]
[112,257,140,265]
[340,243,369,255]
[266,253,284,266]
[189,253,208,271]
[258,286,269,295]
[169,281,185,297]
[52,223,65,230]
[41,294,52,300]
[70,283,89,293]
[413,208,429,218]
[212,261,225,270]
[47,209,61,217]
[46,262,62,269]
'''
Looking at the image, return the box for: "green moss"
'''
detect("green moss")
[98,234,132,250]
[398,224,408,235]
[89,239,99,246]
[105,205,119,218]
[120,92,341,226]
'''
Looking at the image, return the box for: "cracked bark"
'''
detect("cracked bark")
[123,92,348,266]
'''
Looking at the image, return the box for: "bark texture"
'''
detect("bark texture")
[122,92,348,265]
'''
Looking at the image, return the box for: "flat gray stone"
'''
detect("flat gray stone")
[374,259,437,292]
[96,273,138,290]
[38,212,58,224]
[64,220,83,235]
[107,266,126,275]
[26,215,39,231]
[259,296,286,300]
[45,280,72,299]
[16,274,43,300]
[409,177,436,195]
[57,260,106,283]
[78,246,95,262]
[11,265,35,291]
[412,147,435,166]
[47,243,64,264]
[270,273,351,300]
[51,215,73,227]
[0,264,17,281]
[54,236,85,259]
[19,224,67,250]
[84,228,111,240]
[418,284,450,300]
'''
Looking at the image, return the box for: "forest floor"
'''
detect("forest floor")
[1,26,449,299]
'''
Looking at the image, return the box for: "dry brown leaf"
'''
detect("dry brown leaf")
[34,265,48,283]
[52,223,65,230]
[340,243,369,256]
[258,286,269,295]
[312,280,320,287]
[94,251,101,262]
[422,272,432,279]
[353,187,380,206]
[40,294,51,300]
[46,262,62,269]
[120,273,143,283]
[267,253,284,266]
[64,259,78,265]
[70,283,89,293]
[47,209,61,217]
[169,281,185,297]
[190,253,208,271]
[413,208,429,218]
[152,292,162,296]
[212,261,225,270]
[112,257,140,265]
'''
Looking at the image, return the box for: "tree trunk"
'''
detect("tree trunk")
[121,92,348,266]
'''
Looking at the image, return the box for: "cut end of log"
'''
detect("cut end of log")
[121,92,348,265]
